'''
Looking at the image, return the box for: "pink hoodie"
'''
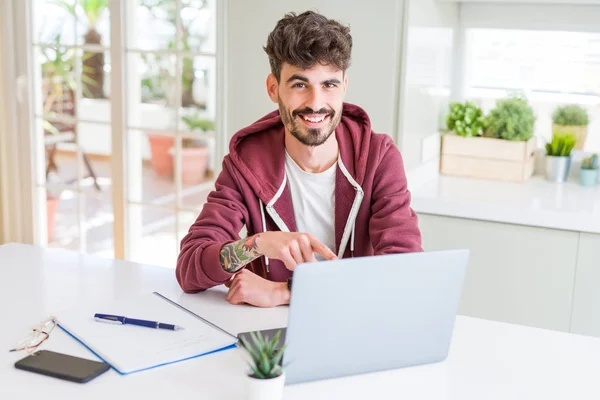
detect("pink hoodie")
[176,102,422,293]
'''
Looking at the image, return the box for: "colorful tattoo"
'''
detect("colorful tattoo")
[220,234,261,273]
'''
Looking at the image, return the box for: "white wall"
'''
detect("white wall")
[226,0,406,140]
[399,0,458,171]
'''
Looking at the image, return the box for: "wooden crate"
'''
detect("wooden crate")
[440,134,535,182]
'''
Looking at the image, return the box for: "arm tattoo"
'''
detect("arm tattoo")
[220,234,262,273]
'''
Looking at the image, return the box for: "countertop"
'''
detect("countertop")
[410,173,600,234]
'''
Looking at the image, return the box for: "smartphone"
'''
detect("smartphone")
[14,350,110,383]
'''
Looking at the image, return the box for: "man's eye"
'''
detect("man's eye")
[292,83,306,88]
[325,83,337,89]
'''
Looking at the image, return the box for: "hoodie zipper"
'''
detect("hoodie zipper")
[264,159,363,261]
[336,159,364,258]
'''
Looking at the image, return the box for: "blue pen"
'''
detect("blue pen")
[94,313,184,331]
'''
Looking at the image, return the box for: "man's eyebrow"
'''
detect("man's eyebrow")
[286,74,309,83]
[286,75,342,85]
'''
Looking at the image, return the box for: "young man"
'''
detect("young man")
[176,11,422,307]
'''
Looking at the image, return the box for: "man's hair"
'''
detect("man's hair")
[263,11,352,81]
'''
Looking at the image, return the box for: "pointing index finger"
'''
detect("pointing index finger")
[307,234,337,260]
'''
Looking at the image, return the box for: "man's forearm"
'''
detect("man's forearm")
[219,234,262,273]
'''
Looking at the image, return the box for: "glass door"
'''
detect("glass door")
[124,0,220,267]
[25,0,223,267]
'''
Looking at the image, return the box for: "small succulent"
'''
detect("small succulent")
[552,104,589,126]
[545,131,576,157]
[581,154,599,170]
[240,330,286,379]
[486,96,535,141]
[445,101,485,137]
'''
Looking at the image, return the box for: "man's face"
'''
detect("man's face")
[267,63,348,147]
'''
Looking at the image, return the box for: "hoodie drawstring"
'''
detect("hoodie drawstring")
[350,223,355,258]
[259,199,269,273]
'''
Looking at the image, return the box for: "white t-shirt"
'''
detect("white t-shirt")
[284,151,337,258]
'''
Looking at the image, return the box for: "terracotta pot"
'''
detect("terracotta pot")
[180,146,210,185]
[147,134,175,176]
[47,196,60,242]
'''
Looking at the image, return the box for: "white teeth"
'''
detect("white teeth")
[302,115,326,123]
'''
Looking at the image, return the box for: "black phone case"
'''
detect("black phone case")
[14,350,110,383]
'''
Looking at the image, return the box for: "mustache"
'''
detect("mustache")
[292,108,334,117]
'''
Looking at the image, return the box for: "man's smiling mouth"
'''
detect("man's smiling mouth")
[301,114,328,123]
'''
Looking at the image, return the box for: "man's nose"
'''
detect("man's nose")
[305,88,325,113]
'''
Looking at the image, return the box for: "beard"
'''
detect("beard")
[278,101,342,147]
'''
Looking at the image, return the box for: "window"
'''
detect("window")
[465,29,600,152]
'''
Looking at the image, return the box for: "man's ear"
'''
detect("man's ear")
[343,72,349,93]
[266,73,279,103]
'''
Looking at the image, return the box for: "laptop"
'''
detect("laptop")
[238,249,469,385]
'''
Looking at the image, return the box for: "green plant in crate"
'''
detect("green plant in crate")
[545,132,576,157]
[445,101,485,137]
[240,330,286,379]
[552,104,589,126]
[581,154,599,170]
[486,96,535,141]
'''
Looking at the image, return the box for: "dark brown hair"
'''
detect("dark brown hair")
[263,11,352,81]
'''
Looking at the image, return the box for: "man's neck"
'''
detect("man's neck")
[285,132,339,173]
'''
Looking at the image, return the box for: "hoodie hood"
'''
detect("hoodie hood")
[228,102,372,204]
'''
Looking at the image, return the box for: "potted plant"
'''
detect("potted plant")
[239,330,286,400]
[440,96,536,182]
[552,104,589,150]
[445,101,486,138]
[46,192,61,242]
[147,133,175,177]
[486,96,536,142]
[45,174,64,242]
[544,131,576,183]
[580,154,598,187]
[178,115,214,185]
[55,0,108,98]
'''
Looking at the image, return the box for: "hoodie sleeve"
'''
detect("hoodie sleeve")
[369,136,423,254]
[176,157,249,293]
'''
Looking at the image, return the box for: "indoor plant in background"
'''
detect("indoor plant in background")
[544,131,576,183]
[580,154,598,187]
[55,0,108,98]
[485,96,536,142]
[179,114,214,185]
[239,330,286,400]
[552,104,590,150]
[440,96,536,182]
[445,101,486,138]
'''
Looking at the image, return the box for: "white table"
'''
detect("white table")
[2,243,600,400]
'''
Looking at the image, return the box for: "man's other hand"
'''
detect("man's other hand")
[224,269,290,307]
[255,232,337,271]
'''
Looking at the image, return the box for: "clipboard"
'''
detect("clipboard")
[57,292,237,375]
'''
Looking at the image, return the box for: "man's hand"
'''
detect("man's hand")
[224,269,290,307]
[255,232,337,271]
